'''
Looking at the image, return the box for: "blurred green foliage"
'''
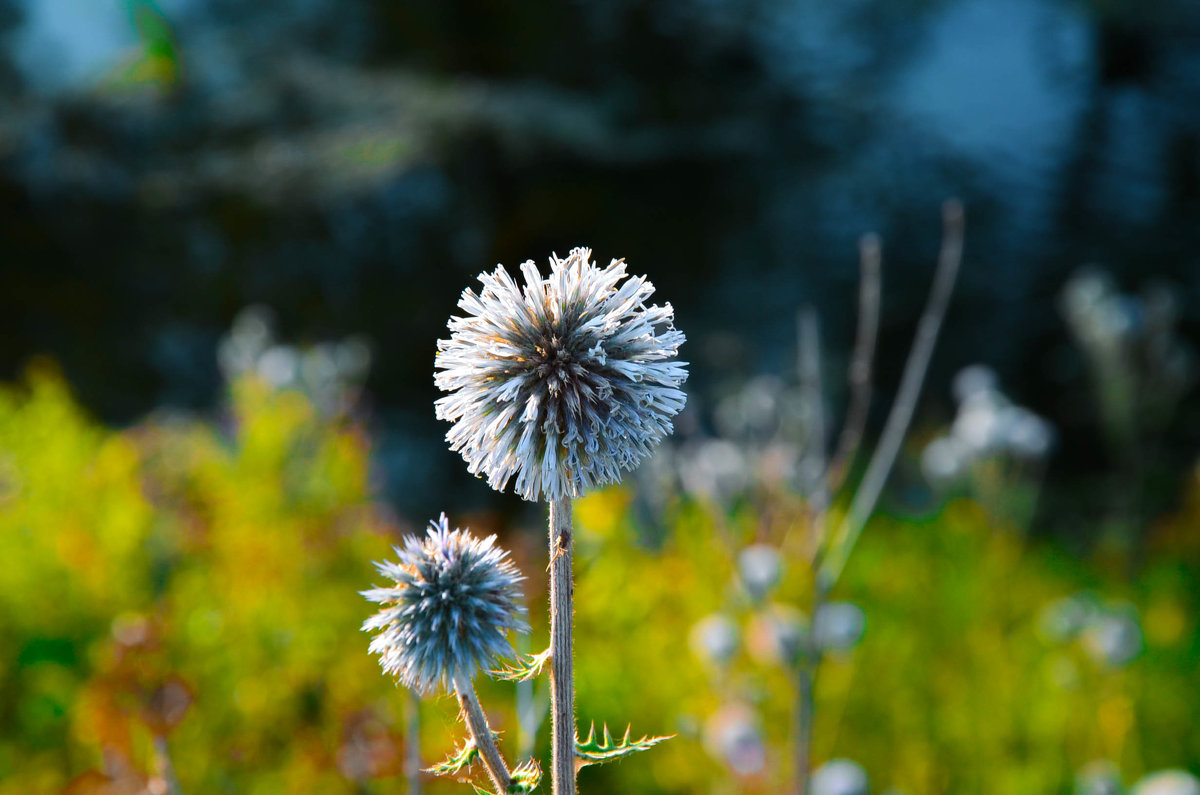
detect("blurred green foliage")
[0,364,1196,793]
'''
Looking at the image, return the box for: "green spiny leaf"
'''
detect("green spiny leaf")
[508,758,543,792]
[574,722,673,768]
[491,647,552,682]
[426,737,479,778]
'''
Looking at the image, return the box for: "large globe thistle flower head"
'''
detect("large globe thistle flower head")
[361,514,528,694]
[435,247,689,502]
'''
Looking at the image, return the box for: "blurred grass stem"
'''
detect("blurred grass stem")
[549,497,576,794]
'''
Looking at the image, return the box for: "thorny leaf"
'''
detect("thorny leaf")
[467,759,542,794]
[490,647,552,682]
[574,722,673,768]
[426,737,480,778]
[509,758,543,792]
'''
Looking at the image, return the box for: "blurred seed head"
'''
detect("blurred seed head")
[811,758,870,795]
[738,544,783,602]
[690,613,740,667]
[361,514,528,694]
[814,601,866,652]
[1076,760,1125,795]
[434,247,688,502]
[747,604,809,667]
[1131,771,1200,795]
[703,703,765,776]
[1038,594,1097,643]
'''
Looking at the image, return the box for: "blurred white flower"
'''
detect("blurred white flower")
[1131,770,1200,795]
[952,364,999,404]
[1038,594,1096,643]
[1082,605,1142,668]
[218,304,276,378]
[257,344,300,387]
[811,758,869,795]
[952,390,1008,454]
[678,438,749,503]
[921,435,971,486]
[996,405,1055,460]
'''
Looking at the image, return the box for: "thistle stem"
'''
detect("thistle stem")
[548,497,576,794]
[406,688,422,795]
[454,672,512,794]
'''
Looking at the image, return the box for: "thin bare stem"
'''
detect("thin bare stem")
[795,308,830,795]
[150,735,182,795]
[798,309,831,549]
[548,497,576,795]
[819,200,965,590]
[453,672,512,794]
[826,234,882,492]
[406,688,422,795]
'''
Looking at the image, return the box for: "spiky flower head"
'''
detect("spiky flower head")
[435,247,688,502]
[361,514,528,694]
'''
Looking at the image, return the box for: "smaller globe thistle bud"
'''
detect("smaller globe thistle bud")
[810,759,869,795]
[362,514,528,694]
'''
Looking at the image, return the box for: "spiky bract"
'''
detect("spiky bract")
[435,247,688,502]
[362,515,528,694]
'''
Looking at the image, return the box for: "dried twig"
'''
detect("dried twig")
[818,200,965,590]
[826,234,882,492]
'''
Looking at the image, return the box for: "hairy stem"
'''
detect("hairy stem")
[454,672,512,794]
[407,688,422,795]
[548,497,576,794]
[819,200,964,590]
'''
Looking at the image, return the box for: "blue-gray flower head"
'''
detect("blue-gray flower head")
[361,514,528,694]
[435,247,688,502]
